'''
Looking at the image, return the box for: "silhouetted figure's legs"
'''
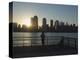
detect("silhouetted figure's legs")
[42,38,45,46]
[59,36,64,47]
[41,32,45,47]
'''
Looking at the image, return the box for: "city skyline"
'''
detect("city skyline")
[10,2,78,27]
[9,15,78,32]
[10,15,78,28]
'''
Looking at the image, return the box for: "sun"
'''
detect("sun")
[23,18,31,27]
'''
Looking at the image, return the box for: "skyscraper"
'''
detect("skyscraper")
[31,16,38,31]
[42,18,46,28]
[60,22,64,26]
[50,20,54,31]
[55,20,59,26]
[59,22,64,32]
[54,20,59,31]
[50,19,53,28]
[42,18,47,31]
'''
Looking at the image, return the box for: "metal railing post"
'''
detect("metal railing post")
[31,40,32,47]
[75,39,76,49]
[67,38,69,47]
[23,37,24,47]
[47,37,48,46]
[23,34,24,47]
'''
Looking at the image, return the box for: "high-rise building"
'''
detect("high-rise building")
[31,16,38,31]
[42,18,47,31]
[55,20,59,26]
[60,22,64,26]
[59,22,64,32]
[54,20,59,30]
[42,18,46,27]
[50,19,53,28]
[73,24,75,27]
[66,22,69,26]
[22,24,27,32]
[17,24,21,32]
[50,20,54,32]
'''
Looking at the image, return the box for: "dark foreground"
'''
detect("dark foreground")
[12,45,78,58]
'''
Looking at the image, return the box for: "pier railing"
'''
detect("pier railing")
[13,36,77,48]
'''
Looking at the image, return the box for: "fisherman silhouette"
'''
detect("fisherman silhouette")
[41,32,45,46]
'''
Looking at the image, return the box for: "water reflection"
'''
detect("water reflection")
[13,32,78,47]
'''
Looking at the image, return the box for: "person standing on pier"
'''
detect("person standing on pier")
[41,32,45,46]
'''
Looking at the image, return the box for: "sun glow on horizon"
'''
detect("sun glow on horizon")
[23,18,31,27]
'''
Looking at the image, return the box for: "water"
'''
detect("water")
[13,32,78,47]
[13,32,77,38]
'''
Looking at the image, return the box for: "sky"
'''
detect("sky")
[12,2,78,26]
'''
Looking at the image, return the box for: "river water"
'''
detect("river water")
[13,32,78,47]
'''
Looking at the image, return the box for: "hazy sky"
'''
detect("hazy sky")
[13,2,78,26]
